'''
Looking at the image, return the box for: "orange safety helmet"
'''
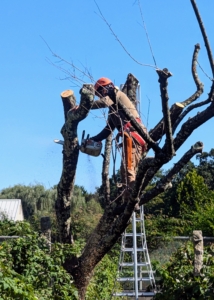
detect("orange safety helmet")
[94,77,114,91]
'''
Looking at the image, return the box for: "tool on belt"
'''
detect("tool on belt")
[116,118,147,170]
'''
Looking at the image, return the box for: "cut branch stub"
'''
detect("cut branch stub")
[61,90,76,121]
[156,68,175,157]
[122,73,139,108]
[149,102,184,142]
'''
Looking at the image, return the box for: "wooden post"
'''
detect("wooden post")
[41,217,51,251]
[193,230,203,276]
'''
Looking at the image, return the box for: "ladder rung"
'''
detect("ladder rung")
[113,291,156,297]
[116,277,152,282]
[121,247,146,252]
[119,262,149,267]
[124,233,144,237]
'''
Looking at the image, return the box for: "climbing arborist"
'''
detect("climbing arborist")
[90,77,147,206]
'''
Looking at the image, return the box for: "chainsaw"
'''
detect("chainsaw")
[54,130,102,157]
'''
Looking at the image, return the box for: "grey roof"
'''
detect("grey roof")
[0,199,23,221]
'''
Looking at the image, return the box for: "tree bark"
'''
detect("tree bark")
[55,87,94,244]
[60,90,76,121]
[101,133,112,205]
[122,73,139,108]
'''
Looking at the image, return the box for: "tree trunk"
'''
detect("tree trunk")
[55,87,94,244]
[101,133,112,205]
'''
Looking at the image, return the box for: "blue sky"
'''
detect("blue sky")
[1,1,214,192]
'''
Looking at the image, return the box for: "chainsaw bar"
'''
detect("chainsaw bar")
[54,139,64,145]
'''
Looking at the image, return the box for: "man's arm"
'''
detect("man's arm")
[91,96,114,110]
[91,117,115,141]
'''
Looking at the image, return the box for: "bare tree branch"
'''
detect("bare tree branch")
[93,1,156,69]
[191,0,214,76]
[180,44,204,107]
[172,98,210,134]
[137,0,157,67]
[116,98,161,153]
[149,102,184,143]
[156,68,175,157]
[139,141,203,205]
[173,89,214,151]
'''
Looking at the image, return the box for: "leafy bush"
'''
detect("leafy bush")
[0,220,79,299]
[154,242,214,300]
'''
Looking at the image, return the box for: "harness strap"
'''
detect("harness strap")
[123,118,147,149]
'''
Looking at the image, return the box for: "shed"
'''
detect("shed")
[0,199,24,221]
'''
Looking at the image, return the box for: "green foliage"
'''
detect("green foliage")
[196,149,214,190]
[154,242,214,300]
[1,150,214,298]
[156,162,195,218]
[0,261,36,300]
[0,220,79,299]
[187,199,214,236]
[176,169,213,217]
[0,219,121,300]
[71,187,103,240]
[145,169,214,239]
[86,247,120,300]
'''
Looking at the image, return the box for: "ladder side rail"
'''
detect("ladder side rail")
[140,206,157,290]
[132,212,139,299]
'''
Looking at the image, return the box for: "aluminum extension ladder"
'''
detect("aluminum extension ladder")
[112,206,156,299]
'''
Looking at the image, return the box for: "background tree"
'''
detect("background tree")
[0,184,56,219]
[196,148,214,189]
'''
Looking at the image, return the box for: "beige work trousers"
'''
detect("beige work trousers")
[120,141,143,202]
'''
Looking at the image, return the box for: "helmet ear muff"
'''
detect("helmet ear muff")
[95,83,114,97]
